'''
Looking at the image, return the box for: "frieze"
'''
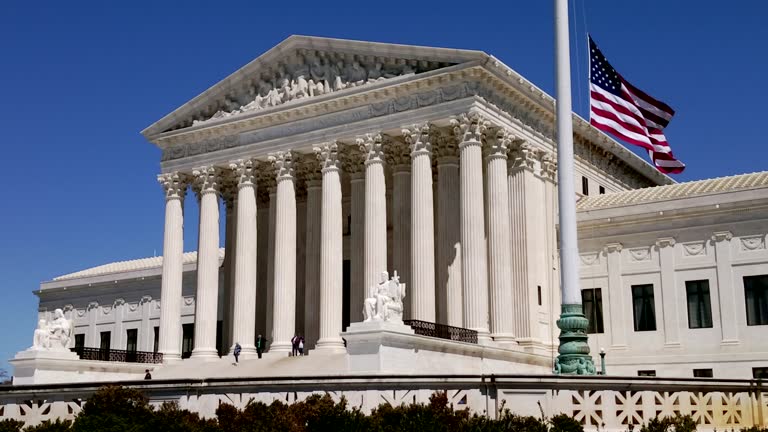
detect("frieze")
[740,235,766,251]
[682,242,707,257]
[628,247,652,263]
[160,77,655,190]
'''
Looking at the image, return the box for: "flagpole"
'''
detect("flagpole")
[553,0,595,375]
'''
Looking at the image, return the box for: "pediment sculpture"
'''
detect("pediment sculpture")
[193,52,449,126]
[363,271,406,323]
[32,308,73,352]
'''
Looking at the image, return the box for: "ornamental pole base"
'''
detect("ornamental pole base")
[554,304,596,375]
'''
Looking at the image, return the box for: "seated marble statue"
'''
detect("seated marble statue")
[32,308,72,352]
[363,271,406,323]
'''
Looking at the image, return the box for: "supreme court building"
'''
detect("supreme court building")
[18,36,768,383]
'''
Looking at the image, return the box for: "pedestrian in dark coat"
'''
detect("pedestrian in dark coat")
[233,342,242,364]
[256,334,266,359]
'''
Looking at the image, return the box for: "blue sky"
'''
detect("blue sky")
[0,0,765,373]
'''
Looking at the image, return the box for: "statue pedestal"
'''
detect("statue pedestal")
[342,320,416,373]
[10,349,150,385]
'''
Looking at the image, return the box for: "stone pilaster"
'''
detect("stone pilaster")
[656,237,681,348]
[342,146,366,323]
[357,133,388,297]
[386,138,412,319]
[604,243,627,349]
[315,143,346,350]
[191,166,222,359]
[712,231,739,345]
[299,154,323,349]
[157,172,187,361]
[404,123,436,322]
[269,151,297,353]
[229,159,258,356]
[434,130,462,327]
[451,111,490,342]
[484,127,514,343]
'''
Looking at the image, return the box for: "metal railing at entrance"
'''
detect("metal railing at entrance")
[403,320,478,344]
[71,347,163,364]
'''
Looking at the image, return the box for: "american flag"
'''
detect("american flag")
[589,36,685,174]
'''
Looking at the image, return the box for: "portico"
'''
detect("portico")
[146,36,668,361]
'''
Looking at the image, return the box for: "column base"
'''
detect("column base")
[315,338,346,352]
[268,341,292,352]
[190,348,219,360]
[554,304,596,375]
[491,333,517,348]
[160,352,182,363]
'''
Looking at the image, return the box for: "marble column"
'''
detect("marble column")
[316,143,345,350]
[265,181,277,344]
[435,135,462,327]
[221,183,237,353]
[405,124,436,322]
[269,151,297,352]
[157,172,187,361]
[229,159,258,356]
[386,140,411,318]
[191,166,221,359]
[302,155,323,350]
[255,169,272,338]
[357,133,388,294]
[343,146,366,323]
[485,128,514,343]
[451,111,491,342]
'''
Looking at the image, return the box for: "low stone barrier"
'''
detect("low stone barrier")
[0,374,765,430]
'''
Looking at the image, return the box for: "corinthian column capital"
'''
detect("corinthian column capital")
[356,133,384,165]
[314,141,341,172]
[229,159,257,188]
[340,144,365,178]
[384,138,410,171]
[508,141,537,172]
[537,150,557,182]
[269,151,295,181]
[403,123,432,156]
[450,110,489,146]
[484,127,513,160]
[192,166,221,198]
[158,172,189,201]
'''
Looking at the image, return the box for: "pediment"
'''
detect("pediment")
[142,36,488,137]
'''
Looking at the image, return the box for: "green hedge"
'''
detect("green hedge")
[0,386,766,432]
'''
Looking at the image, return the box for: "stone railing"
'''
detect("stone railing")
[71,347,163,364]
[403,319,478,344]
[0,374,765,430]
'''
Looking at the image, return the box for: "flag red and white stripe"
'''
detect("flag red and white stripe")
[589,36,685,174]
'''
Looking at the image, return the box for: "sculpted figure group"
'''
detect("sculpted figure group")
[196,53,431,125]
[363,271,406,324]
[32,308,73,352]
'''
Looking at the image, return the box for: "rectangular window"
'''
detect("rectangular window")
[582,176,589,195]
[744,275,768,326]
[599,185,606,195]
[686,280,713,328]
[126,329,138,352]
[581,288,604,334]
[632,284,657,331]
[182,323,194,359]
[99,331,111,361]
[74,334,85,349]
[153,326,160,354]
[693,368,713,378]
[753,367,768,379]
[638,370,656,377]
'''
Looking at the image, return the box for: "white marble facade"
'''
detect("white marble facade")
[27,36,768,380]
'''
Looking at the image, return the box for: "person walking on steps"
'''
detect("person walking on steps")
[256,334,266,359]
[298,335,305,356]
[233,342,241,365]
[291,334,299,357]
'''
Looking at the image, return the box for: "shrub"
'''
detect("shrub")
[22,419,72,432]
[549,413,584,432]
[637,414,696,432]
[70,385,154,432]
[0,419,24,432]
